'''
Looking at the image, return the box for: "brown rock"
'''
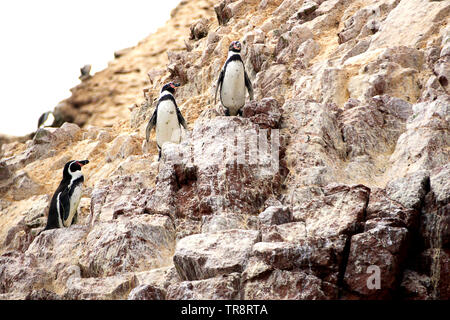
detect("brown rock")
[344,225,409,299]
[79,215,175,277]
[0,252,50,296]
[146,117,282,220]
[173,229,260,281]
[434,56,450,90]
[24,226,88,290]
[295,38,320,68]
[420,201,449,250]
[297,1,318,19]
[248,241,298,272]
[386,170,430,210]
[64,274,137,300]
[400,270,432,300]
[128,284,165,300]
[32,128,55,145]
[258,206,292,226]
[261,222,306,243]
[429,164,450,206]
[214,1,233,26]
[2,194,49,252]
[254,64,288,103]
[106,134,142,162]
[201,213,258,233]
[1,0,449,302]
[25,288,62,300]
[190,18,209,40]
[243,269,337,300]
[90,174,153,222]
[369,0,450,49]
[134,265,181,292]
[241,97,282,129]
[166,273,240,300]
[0,161,11,181]
[338,7,374,44]
[282,100,345,187]
[292,184,370,238]
[407,249,450,300]
[250,234,347,284]
[276,26,313,62]
[339,96,410,159]
[2,171,43,201]
[388,95,450,177]
[366,188,419,230]
[341,39,371,63]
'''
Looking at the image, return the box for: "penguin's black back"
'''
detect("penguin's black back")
[42,181,68,231]
[37,112,49,128]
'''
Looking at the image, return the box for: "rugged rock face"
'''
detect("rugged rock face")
[0,0,449,300]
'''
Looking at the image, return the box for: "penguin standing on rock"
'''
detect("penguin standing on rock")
[215,41,254,116]
[146,82,187,160]
[41,160,89,232]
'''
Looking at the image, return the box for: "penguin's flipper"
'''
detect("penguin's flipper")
[244,70,254,101]
[146,108,157,142]
[58,189,71,225]
[214,69,224,105]
[176,106,188,130]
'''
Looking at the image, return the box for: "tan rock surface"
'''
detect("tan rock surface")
[1,0,449,300]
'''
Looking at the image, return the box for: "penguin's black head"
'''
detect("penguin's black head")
[229,41,241,53]
[63,160,89,179]
[161,82,180,95]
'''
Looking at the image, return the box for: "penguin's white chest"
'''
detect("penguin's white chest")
[156,100,182,148]
[221,61,246,115]
[65,185,82,227]
[41,112,55,128]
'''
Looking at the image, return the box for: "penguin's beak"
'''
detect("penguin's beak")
[77,160,89,167]
[170,83,180,89]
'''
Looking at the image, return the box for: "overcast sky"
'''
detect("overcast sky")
[0,0,180,136]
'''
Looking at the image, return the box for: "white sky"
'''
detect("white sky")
[0,0,180,136]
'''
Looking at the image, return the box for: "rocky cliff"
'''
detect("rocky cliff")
[0,0,449,300]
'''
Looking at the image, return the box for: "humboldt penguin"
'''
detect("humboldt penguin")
[146,82,187,160]
[214,40,254,116]
[41,160,89,232]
